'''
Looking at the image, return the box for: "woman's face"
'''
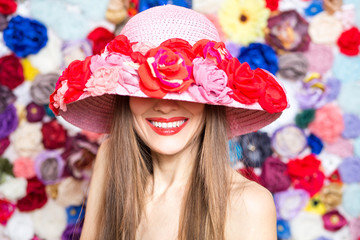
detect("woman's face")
[129,97,205,156]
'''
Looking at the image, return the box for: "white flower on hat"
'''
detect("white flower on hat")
[4,211,35,240]
[12,122,44,158]
[0,176,27,202]
[31,199,67,240]
[56,177,86,207]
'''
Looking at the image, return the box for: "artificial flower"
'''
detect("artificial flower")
[237,43,278,75]
[276,219,291,239]
[278,0,310,14]
[32,200,67,240]
[318,151,342,177]
[342,184,360,217]
[319,183,343,210]
[16,177,48,212]
[4,211,35,240]
[0,0,17,15]
[87,27,115,55]
[355,137,360,158]
[322,210,347,232]
[61,222,83,240]
[304,43,334,75]
[272,125,308,158]
[326,138,354,158]
[3,15,48,58]
[278,52,308,81]
[138,39,194,98]
[66,205,85,225]
[192,0,226,15]
[328,169,342,183]
[266,0,279,11]
[238,131,272,167]
[21,59,39,82]
[35,150,65,185]
[333,54,360,84]
[13,122,43,158]
[237,167,260,183]
[0,199,15,225]
[0,85,16,114]
[85,66,121,96]
[0,104,18,139]
[304,0,323,16]
[349,218,360,240]
[308,104,344,143]
[0,157,13,183]
[295,109,315,129]
[323,0,342,14]
[287,154,325,196]
[219,0,270,45]
[0,54,24,90]
[25,102,45,123]
[338,157,360,183]
[0,176,27,201]
[290,211,325,240]
[189,58,233,104]
[337,26,360,56]
[338,81,360,117]
[308,12,343,44]
[13,157,36,179]
[106,34,134,56]
[275,189,309,220]
[307,133,323,155]
[266,10,310,52]
[260,156,291,193]
[41,120,67,149]
[0,137,10,155]
[61,39,92,68]
[138,0,191,12]
[305,194,327,215]
[342,113,360,139]
[56,177,85,207]
[106,0,128,24]
[192,40,232,65]
[296,73,328,110]
[229,138,242,165]
[0,13,7,31]
[46,183,59,200]
[324,77,341,103]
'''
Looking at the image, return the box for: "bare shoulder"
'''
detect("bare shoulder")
[225,170,277,240]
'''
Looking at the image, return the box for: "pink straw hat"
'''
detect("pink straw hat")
[50,5,288,138]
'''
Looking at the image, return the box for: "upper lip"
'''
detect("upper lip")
[146,117,188,122]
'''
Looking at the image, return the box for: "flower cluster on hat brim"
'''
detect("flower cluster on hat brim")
[49,35,288,135]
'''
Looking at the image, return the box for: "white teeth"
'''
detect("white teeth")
[150,120,185,129]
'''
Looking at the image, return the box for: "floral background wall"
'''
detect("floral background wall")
[0,0,360,239]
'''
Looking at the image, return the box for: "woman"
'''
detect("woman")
[50,5,288,240]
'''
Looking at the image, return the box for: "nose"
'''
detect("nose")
[153,99,180,114]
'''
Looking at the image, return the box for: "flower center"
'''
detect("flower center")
[239,14,248,22]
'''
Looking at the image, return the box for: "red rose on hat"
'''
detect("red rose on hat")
[193,39,231,65]
[41,120,67,149]
[0,0,17,15]
[337,27,360,56]
[87,27,115,55]
[106,34,134,56]
[16,177,48,212]
[138,41,194,98]
[0,54,24,90]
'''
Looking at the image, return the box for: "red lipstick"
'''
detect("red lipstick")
[146,117,188,136]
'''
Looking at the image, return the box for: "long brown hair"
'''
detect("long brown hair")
[98,95,230,239]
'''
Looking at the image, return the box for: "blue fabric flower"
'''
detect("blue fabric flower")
[237,43,279,75]
[342,184,360,217]
[304,1,323,17]
[66,205,85,225]
[277,219,291,239]
[324,77,341,103]
[342,113,360,139]
[3,16,48,58]
[307,134,323,155]
[139,0,192,12]
[355,137,360,157]
[228,138,242,166]
[45,105,56,118]
[338,157,360,183]
[333,54,360,84]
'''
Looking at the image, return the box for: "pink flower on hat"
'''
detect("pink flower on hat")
[85,66,121,96]
[138,39,194,98]
[189,58,233,104]
[51,80,69,113]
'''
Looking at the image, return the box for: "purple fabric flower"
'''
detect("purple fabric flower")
[34,150,65,185]
[266,10,310,52]
[61,222,83,240]
[338,157,360,183]
[324,77,341,103]
[26,102,46,123]
[0,104,18,139]
[0,14,8,31]
[0,85,16,114]
[274,189,309,220]
[0,137,10,155]
[342,113,360,139]
[278,53,308,81]
[260,156,291,193]
[322,210,347,232]
[271,125,307,158]
[296,76,327,110]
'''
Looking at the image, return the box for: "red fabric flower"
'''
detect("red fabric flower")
[138,41,194,98]
[161,38,195,62]
[287,154,325,196]
[192,39,231,65]
[0,0,17,15]
[0,199,15,225]
[87,27,115,55]
[41,120,67,149]
[237,167,261,183]
[0,137,10,155]
[257,69,287,113]
[16,177,48,212]
[337,27,360,56]
[0,54,24,90]
[106,34,134,55]
[219,58,266,104]
[265,0,279,11]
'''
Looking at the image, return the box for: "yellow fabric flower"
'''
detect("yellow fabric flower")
[304,194,327,215]
[21,58,39,81]
[219,0,270,45]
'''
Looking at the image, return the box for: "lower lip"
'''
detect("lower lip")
[146,120,188,136]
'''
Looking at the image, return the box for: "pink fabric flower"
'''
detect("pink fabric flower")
[85,66,121,96]
[308,104,344,143]
[189,58,233,104]
[13,157,36,179]
[132,42,155,55]
[326,138,354,158]
[52,81,69,112]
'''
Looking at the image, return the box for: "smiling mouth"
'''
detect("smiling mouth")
[146,117,188,136]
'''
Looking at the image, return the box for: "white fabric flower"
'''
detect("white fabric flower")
[0,176,27,202]
[56,177,86,207]
[12,122,44,158]
[4,211,35,240]
[318,151,342,176]
[309,12,343,44]
[31,200,67,240]
[192,0,225,14]
[290,211,326,240]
